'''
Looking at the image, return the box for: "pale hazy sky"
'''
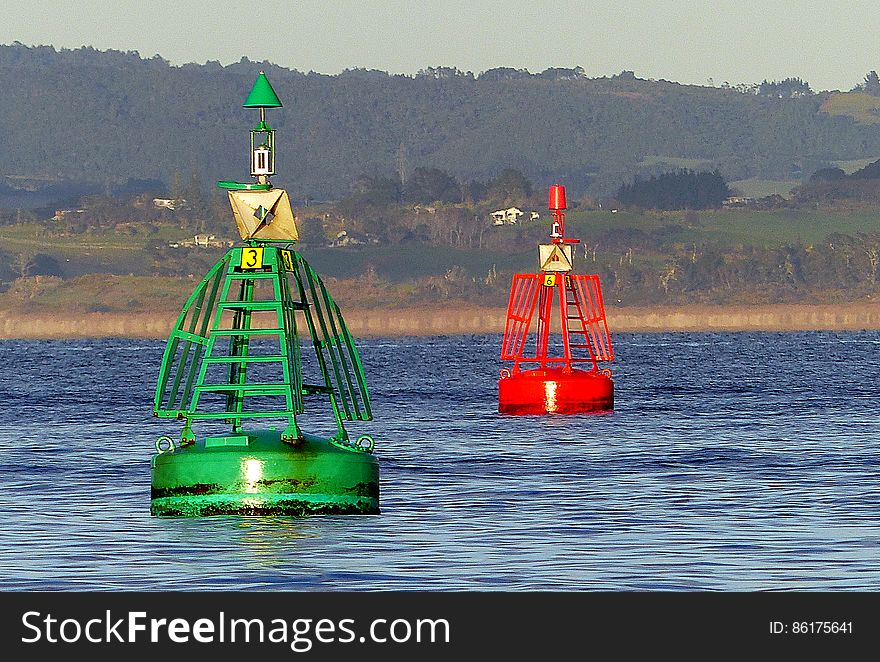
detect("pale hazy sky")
[4,1,880,91]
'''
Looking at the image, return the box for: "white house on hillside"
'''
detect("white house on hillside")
[490,207,524,225]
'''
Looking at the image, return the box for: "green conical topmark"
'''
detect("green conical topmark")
[243,71,283,108]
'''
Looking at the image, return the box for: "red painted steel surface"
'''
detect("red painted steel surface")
[548,184,567,211]
[498,368,613,414]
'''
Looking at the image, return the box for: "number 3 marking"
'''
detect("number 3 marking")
[241,247,264,269]
[280,249,294,271]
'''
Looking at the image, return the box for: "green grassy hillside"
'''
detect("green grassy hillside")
[3,204,880,313]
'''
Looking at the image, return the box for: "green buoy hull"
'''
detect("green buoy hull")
[151,429,379,517]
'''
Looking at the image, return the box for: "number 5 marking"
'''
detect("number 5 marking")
[241,247,264,269]
[280,249,294,271]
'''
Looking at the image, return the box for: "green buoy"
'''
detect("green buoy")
[150,72,379,516]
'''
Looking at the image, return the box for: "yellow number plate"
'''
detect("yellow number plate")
[543,274,557,287]
[240,247,264,270]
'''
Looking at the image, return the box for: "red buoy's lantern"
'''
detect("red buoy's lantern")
[548,184,566,211]
[498,185,614,415]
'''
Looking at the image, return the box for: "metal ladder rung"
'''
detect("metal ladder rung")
[195,383,290,394]
[226,272,277,279]
[189,411,297,420]
[219,301,309,311]
[203,355,288,364]
[210,328,285,336]
[218,301,283,311]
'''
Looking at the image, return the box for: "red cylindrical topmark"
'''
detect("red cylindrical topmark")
[548,184,566,211]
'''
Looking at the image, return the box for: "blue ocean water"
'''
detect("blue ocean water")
[0,331,878,591]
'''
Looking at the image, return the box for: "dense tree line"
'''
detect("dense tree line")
[4,44,880,203]
[756,77,813,98]
[615,170,731,209]
[791,157,880,206]
[340,167,533,209]
[851,71,880,95]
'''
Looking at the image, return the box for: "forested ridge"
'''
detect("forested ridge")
[3,43,880,201]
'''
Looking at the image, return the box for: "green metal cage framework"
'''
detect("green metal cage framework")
[154,244,371,445]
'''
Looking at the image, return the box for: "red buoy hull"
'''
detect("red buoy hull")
[498,368,614,414]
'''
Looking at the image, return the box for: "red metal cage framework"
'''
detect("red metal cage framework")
[500,271,613,374]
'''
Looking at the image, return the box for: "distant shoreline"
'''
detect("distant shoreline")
[3,303,880,339]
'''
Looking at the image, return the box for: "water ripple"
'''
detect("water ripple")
[1,331,879,590]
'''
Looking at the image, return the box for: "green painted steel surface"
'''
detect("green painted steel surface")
[153,245,371,444]
[216,180,272,190]
[243,71,283,108]
[151,429,379,516]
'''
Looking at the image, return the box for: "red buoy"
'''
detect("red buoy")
[498,184,614,414]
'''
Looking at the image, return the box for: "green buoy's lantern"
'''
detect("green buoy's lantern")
[150,72,379,516]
